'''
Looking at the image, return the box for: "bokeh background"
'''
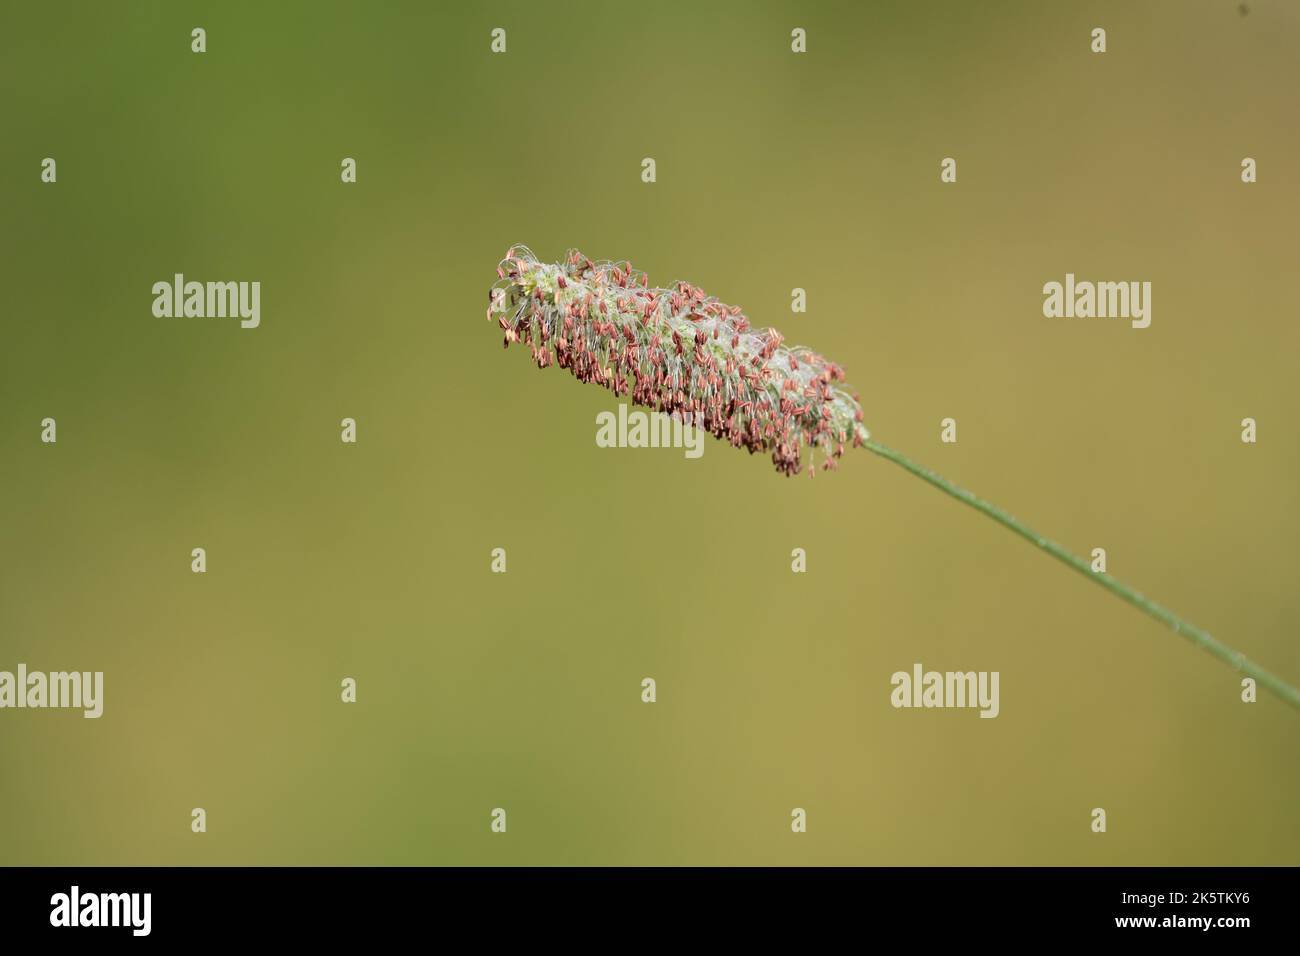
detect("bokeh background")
[2,0,1297,865]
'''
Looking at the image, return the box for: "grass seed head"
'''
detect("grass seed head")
[488,245,869,476]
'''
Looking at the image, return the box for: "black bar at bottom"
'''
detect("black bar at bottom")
[0,867,1285,942]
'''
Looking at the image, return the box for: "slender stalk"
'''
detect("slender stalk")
[863,438,1300,711]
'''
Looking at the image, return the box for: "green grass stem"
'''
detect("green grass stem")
[863,438,1300,712]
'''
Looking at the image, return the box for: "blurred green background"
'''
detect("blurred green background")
[1,0,1297,865]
